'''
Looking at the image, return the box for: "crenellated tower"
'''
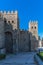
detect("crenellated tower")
[29,20,38,51]
[29,20,38,40]
[0,11,19,30]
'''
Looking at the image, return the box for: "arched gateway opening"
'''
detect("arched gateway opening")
[5,31,13,53]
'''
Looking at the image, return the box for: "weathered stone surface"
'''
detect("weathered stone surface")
[0,11,39,53]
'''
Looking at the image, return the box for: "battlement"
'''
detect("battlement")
[0,10,18,15]
[29,20,38,24]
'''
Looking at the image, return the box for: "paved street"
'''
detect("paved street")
[0,52,37,65]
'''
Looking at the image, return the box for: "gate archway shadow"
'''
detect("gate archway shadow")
[5,31,13,54]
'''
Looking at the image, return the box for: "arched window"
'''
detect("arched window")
[12,21,14,23]
[8,21,10,23]
[31,26,33,29]
[35,26,36,29]
[4,18,7,23]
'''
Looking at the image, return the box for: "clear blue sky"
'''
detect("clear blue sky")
[0,0,43,38]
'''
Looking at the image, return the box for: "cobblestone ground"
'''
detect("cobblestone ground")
[0,52,37,65]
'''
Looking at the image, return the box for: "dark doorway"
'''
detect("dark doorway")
[5,31,13,53]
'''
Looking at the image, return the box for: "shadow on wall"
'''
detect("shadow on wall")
[19,30,38,52]
[29,32,38,51]
[4,18,38,53]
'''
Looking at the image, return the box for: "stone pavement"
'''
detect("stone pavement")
[0,52,37,65]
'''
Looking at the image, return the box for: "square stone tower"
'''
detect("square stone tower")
[29,20,38,51]
[2,11,19,30]
[0,11,19,53]
[29,20,38,40]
